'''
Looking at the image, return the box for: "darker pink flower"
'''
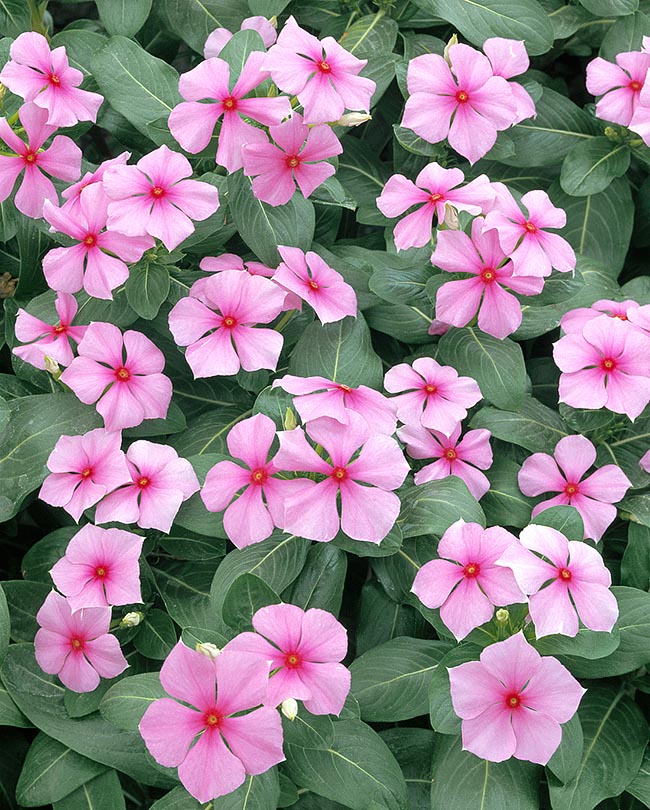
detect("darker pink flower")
[497,525,618,637]
[449,633,585,764]
[274,413,410,544]
[272,374,397,435]
[553,314,650,420]
[50,524,144,611]
[35,590,127,693]
[263,16,375,125]
[242,113,342,206]
[139,642,284,802]
[397,422,493,499]
[103,145,220,250]
[14,292,87,370]
[402,44,517,163]
[204,17,277,57]
[586,51,650,127]
[0,32,103,127]
[39,428,131,521]
[273,246,357,324]
[412,520,524,640]
[432,218,544,339]
[484,185,576,277]
[518,434,631,542]
[560,298,640,334]
[168,270,285,378]
[226,603,350,715]
[60,152,130,216]
[43,184,154,299]
[0,102,81,218]
[95,441,200,533]
[376,163,494,251]
[483,38,536,124]
[383,357,482,437]
[168,51,291,172]
[60,322,173,432]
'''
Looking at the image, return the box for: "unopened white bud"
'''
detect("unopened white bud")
[269,15,278,29]
[495,608,510,625]
[281,698,298,721]
[195,642,221,659]
[120,611,142,627]
[44,356,61,378]
[284,407,297,431]
[444,34,459,66]
[334,112,372,127]
[442,204,460,230]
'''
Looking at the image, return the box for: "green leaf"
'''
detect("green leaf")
[560,138,630,197]
[481,457,535,529]
[158,0,246,53]
[222,573,280,632]
[438,327,527,410]
[535,626,620,660]
[380,728,435,810]
[96,0,153,36]
[286,544,347,615]
[0,677,31,728]
[579,0,638,16]
[0,0,31,37]
[471,398,569,453]
[227,172,315,266]
[429,645,482,735]
[356,581,430,656]
[289,314,383,389]
[100,673,166,732]
[350,637,450,722]
[548,687,648,810]
[282,710,335,750]
[133,609,177,660]
[53,770,126,810]
[532,505,585,542]
[600,11,650,60]
[341,14,399,105]
[547,713,584,785]
[627,746,650,807]
[621,524,650,590]
[337,137,390,227]
[399,478,486,538]
[149,786,202,809]
[0,584,9,667]
[152,559,219,629]
[3,581,52,643]
[211,770,280,810]
[125,260,170,320]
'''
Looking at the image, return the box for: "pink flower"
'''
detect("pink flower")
[383,357,482,437]
[103,145,220,251]
[39,428,131,521]
[586,51,650,127]
[560,298,640,335]
[274,413,410,544]
[397,422,493,499]
[432,218,544,339]
[201,414,291,548]
[641,450,650,474]
[449,632,585,764]
[168,270,285,378]
[273,246,357,324]
[484,185,576,277]
[139,642,284,803]
[242,113,342,207]
[263,16,375,125]
[204,16,277,57]
[630,79,650,144]
[402,44,517,164]
[13,292,87,369]
[518,434,631,542]
[0,102,81,218]
[60,152,130,216]
[50,524,144,611]
[483,38,536,124]
[60,322,173,432]
[225,603,350,715]
[272,374,397,435]
[376,163,494,251]
[168,52,291,172]
[0,32,103,127]
[497,525,618,638]
[35,590,127,693]
[95,441,200,533]
[412,521,525,640]
[553,314,650,421]
[42,184,154,300]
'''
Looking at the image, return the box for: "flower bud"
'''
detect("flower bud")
[284,407,298,431]
[333,112,372,127]
[444,34,459,66]
[442,203,460,231]
[120,611,143,627]
[495,608,510,626]
[44,356,62,379]
[195,642,221,659]
[281,698,298,721]
[0,83,6,105]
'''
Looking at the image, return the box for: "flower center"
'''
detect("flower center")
[285,652,301,669]
[80,467,93,478]
[83,233,97,247]
[600,357,616,372]
[337,384,352,394]
[204,710,222,728]
[250,467,267,486]
[505,692,521,709]
[95,566,107,578]
[222,315,237,329]
[307,279,319,291]
[524,221,537,233]
[137,476,150,489]
[286,154,301,169]
[444,448,457,461]
[23,151,37,164]
[629,80,643,92]
[331,466,348,482]
[614,313,628,320]
[429,192,444,204]
[115,366,130,381]
[558,567,572,582]
[317,60,331,73]
[564,482,579,497]
[423,383,437,395]
[455,89,470,103]
[481,268,496,283]
[53,323,67,334]
[463,562,481,578]
[71,637,84,651]
[49,73,61,86]
[150,186,165,198]
[222,96,238,111]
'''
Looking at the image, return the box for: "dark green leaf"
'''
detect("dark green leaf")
[53,770,126,810]
[471,398,569,453]
[96,0,153,36]
[100,673,166,732]
[133,610,177,660]
[286,544,347,615]
[399,478,485,538]
[125,260,170,320]
[222,573,280,632]
[560,138,630,197]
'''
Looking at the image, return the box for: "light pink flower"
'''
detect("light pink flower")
[449,632,585,764]
[263,16,375,125]
[168,52,291,172]
[553,314,650,421]
[402,44,517,164]
[242,113,342,206]
[274,413,409,544]
[383,357,482,437]
[483,38,536,123]
[50,524,144,611]
[432,218,544,338]
[397,422,492,499]
[376,163,494,251]
[518,434,631,542]
[586,51,650,127]
[560,298,640,334]
[35,590,127,693]
[60,152,130,216]
[60,322,173,432]
[13,292,87,369]
[95,441,200,533]
[204,17,277,57]
[273,246,357,324]
[412,520,524,640]
[225,603,350,715]
[42,184,153,300]
[627,303,650,333]
[0,102,81,218]
[139,642,284,803]
[641,450,650,473]
[497,525,618,638]
[168,270,285,378]
[103,145,220,251]
[0,32,103,127]
[272,374,397,435]
[630,76,650,144]
[39,428,131,521]
[484,185,576,277]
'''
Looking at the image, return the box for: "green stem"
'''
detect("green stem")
[274,309,296,333]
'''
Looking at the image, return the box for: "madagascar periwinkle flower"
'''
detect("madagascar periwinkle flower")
[586,50,650,127]
[482,38,536,124]
[60,152,130,216]
[204,16,277,58]
[13,292,87,370]
[560,298,641,335]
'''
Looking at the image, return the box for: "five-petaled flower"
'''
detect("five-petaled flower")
[14,292,87,370]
